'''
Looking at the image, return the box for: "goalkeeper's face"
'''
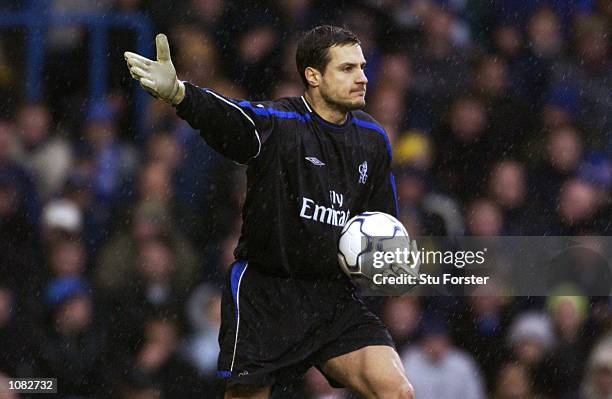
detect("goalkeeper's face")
[319,44,368,111]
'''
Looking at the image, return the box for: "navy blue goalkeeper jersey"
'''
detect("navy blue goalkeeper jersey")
[176,82,398,278]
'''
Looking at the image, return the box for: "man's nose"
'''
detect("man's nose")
[356,69,368,85]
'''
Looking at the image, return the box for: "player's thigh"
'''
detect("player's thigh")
[319,345,411,398]
[224,384,271,399]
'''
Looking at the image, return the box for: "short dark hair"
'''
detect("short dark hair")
[296,25,360,88]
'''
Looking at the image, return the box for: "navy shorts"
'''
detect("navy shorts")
[217,260,394,388]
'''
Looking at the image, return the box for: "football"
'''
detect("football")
[338,212,420,288]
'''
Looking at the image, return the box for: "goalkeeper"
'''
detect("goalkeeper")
[125,26,413,399]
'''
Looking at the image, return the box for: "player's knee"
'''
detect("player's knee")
[381,379,413,399]
[396,379,414,399]
[368,375,414,399]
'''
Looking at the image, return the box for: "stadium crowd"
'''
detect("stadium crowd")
[0,0,611,398]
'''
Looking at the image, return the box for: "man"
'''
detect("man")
[125,25,414,399]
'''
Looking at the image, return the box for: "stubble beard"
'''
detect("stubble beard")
[320,87,366,113]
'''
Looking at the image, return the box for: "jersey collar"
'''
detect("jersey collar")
[301,95,353,130]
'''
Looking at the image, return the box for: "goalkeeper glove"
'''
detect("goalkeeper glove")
[124,33,185,105]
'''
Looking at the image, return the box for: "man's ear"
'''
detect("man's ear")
[305,67,321,88]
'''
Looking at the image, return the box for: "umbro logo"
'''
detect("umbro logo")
[305,157,325,166]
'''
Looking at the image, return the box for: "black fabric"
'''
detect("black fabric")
[176,85,396,278]
[217,261,394,388]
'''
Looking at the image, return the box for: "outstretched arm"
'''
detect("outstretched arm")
[124,34,273,164]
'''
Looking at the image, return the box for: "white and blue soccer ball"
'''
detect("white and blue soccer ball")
[337,212,419,282]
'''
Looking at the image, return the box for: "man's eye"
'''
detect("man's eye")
[344,67,352,72]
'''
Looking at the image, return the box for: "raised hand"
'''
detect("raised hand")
[124,33,185,105]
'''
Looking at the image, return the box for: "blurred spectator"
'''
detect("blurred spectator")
[465,199,504,236]
[272,80,303,99]
[528,8,564,59]
[0,39,15,109]
[432,95,493,201]
[487,160,544,235]
[372,52,431,131]
[274,0,315,33]
[551,14,611,149]
[394,131,432,171]
[34,277,110,397]
[395,166,452,236]
[48,0,110,52]
[59,170,112,257]
[229,19,283,98]
[492,24,523,59]
[367,85,405,144]
[112,0,144,12]
[531,125,583,210]
[47,237,87,279]
[181,283,221,379]
[452,284,511,390]
[373,0,428,33]
[394,131,464,236]
[471,55,534,156]
[550,178,607,234]
[135,239,179,297]
[506,312,554,375]
[577,153,612,196]
[41,198,82,245]
[541,85,580,131]
[45,0,110,110]
[0,119,40,226]
[119,371,162,399]
[77,99,137,208]
[402,317,486,399]
[146,123,243,250]
[131,314,204,398]
[382,296,422,352]
[566,334,612,399]
[172,26,231,91]
[146,132,181,172]
[137,162,173,205]
[0,283,31,377]
[0,372,18,399]
[375,52,413,95]
[539,295,593,397]
[512,8,564,104]
[493,362,537,399]
[411,5,470,120]
[174,0,227,42]
[216,222,242,277]
[488,160,526,210]
[0,120,42,301]
[102,236,193,363]
[96,199,199,293]
[12,102,73,200]
[179,283,226,394]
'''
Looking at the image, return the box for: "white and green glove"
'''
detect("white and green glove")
[124,33,185,105]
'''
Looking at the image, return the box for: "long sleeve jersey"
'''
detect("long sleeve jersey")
[176,82,398,278]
